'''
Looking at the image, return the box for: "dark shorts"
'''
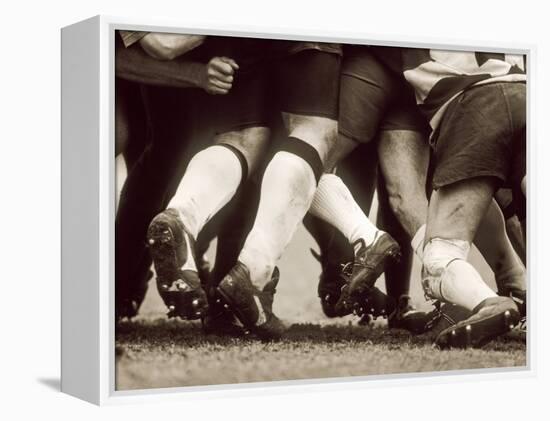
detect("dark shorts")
[213,40,341,133]
[431,82,526,189]
[338,46,429,144]
[432,81,526,219]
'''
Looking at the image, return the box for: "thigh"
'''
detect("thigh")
[210,66,272,135]
[276,49,341,120]
[338,47,397,144]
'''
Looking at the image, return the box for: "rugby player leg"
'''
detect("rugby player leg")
[115,78,131,158]
[376,174,421,329]
[115,78,153,319]
[116,85,201,320]
[422,177,518,348]
[494,188,526,264]
[115,77,149,170]
[147,67,271,320]
[115,38,247,320]
[310,47,401,315]
[379,128,526,330]
[306,142,378,318]
[378,130,430,239]
[162,125,269,243]
[421,83,525,348]
[217,114,336,340]
[216,47,341,340]
[377,128,442,332]
[473,199,526,315]
[515,133,527,244]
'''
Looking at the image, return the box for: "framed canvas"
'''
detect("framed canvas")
[61,15,532,405]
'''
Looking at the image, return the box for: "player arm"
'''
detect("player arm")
[116,43,206,88]
[116,44,239,94]
[139,33,206,60]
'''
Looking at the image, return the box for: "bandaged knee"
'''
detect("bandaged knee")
[422,238,495,310]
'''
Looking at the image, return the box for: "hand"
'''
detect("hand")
[203,57,239,95]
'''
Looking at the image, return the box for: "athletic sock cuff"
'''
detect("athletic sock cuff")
[217,143,249,183]
[278,136,324,183]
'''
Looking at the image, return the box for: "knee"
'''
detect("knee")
[215,127,270,176]
[285,115,338,164]
[422,238,470,276]
[422,238,471,299]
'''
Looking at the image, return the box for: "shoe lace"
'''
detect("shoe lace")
[518,317,527,333]
[423,301,455,331]
[340,261,354,277]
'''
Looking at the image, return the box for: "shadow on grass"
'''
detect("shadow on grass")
[116,318,526,352]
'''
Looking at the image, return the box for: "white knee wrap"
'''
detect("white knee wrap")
[422,238,470,301]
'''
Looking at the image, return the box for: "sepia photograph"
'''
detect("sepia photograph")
[113,30,527,391]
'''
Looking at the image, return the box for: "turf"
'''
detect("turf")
[115,318,526,390]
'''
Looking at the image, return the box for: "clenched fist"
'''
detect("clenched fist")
[202,56,239,95]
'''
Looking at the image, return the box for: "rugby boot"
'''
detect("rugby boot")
[498,287,526,319]
[434,296,520,349]
[498,287,527,333]
[423,302,472,338]
[147,209,208,320]
[335,232,400,314]
[388,295,434,334]
[202,306,245,336]
[314,248,397,319]
[202,284,246,336]
[312,249,350,318]
[217,263,285,341]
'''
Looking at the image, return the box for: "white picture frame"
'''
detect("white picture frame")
[61,15,535,405]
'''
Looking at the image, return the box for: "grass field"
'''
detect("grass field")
[115,157,526,391]
[116,318,526,390]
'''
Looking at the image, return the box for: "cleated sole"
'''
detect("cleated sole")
[351,286,396,319]
[216,281,258,331]
[435,303,520,349]
[147,216,207,320]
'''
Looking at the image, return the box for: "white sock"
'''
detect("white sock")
[411,224,426,260]
[422,238,497,311]
[413,223,525,295]
[309,173,380,252]
[239,151,317,289]
[169,145,242,239]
